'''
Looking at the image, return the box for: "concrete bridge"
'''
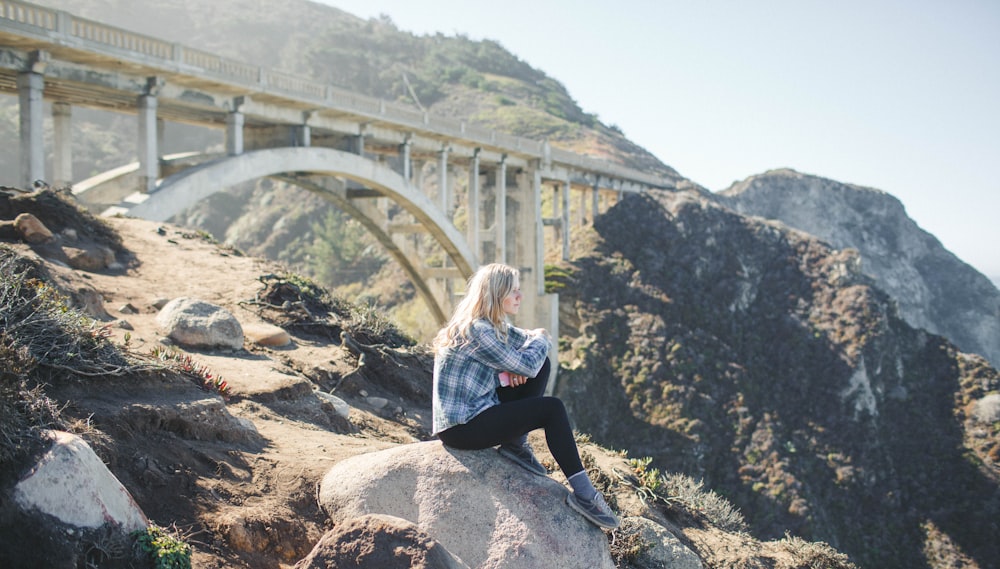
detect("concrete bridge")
[0,0,676,337]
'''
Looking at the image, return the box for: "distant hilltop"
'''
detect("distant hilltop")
[718,168,1000,368]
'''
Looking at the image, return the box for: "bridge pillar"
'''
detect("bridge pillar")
[400,137,412,182]
[495,155,507,264]
[562,178,571,253]
[17,71,45,189]
[52,102,72,189]
[513,164,559,386]
[438,145,450,213]
[226,112,244,155]
[521,166,547,308]
[467,149,481,259]
[137,93,159,193]
[294,125,311,147]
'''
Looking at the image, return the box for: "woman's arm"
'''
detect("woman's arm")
[469,320,550,377]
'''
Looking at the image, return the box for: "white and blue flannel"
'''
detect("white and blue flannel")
[432,318,551,435]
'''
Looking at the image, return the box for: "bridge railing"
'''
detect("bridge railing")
[0,0,55,31]
[180,45,259,83]
[71,18,174,59]
[0,0,673,189]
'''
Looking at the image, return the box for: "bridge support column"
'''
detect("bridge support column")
[137,93,159,193]
[352,132,365,156]
[52,102,72,189]
[438,145,450,213]
[400,137,412,183]
[521,167,546,313]
[17,71,45,189]
[495,155,507,264]
[467,149,481,260]
[226,109,244,155]
[514,164,559,388]
[562,178,571,254]
[294,125,311,147]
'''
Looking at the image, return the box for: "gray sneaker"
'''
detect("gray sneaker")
[498,442,548,476]
[566,492,620,529]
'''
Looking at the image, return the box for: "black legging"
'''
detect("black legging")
[437,358,585,477]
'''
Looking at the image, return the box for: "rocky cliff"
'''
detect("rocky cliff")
[716,168,1000,367]
[553,188,1000,569]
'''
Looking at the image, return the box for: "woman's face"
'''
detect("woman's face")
[501,277,522,316]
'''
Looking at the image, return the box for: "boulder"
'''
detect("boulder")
[156,297,244,350]
[66,284,113,321]
[12,430,147,532]
[13,212,53,243]
[315,391,351,421]
[973,393,1000,423]
[624,516,703,569]
[63,244,116,271]
[295,513,469,569]
[318,441,616,569]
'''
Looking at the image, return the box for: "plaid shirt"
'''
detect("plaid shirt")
[432,319,552,435]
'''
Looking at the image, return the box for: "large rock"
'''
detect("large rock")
[63,243,116,271]
[718,168,1000,367]
[13,212,53,243]
[318,441,616,569]
[295,513,469,569]
[624,516,703,569]
[12,430,147,532]
[156,297,244,350]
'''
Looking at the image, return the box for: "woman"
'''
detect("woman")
[432,263,619,529]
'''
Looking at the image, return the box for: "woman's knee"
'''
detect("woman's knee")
[535,357,551,380]
[539,396,568,418]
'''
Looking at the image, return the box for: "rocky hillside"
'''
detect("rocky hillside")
[717,168,1000,368]
[0,189,860,569]
[552,188,1000,569]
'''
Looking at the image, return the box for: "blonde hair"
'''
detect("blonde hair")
[433,263,518,353]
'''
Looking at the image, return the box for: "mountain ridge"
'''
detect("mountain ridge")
[717,168,1000,368]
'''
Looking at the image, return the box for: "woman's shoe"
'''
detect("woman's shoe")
[498,442,548,476]
[566,492,620,529]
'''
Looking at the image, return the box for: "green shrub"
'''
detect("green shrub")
[132,526,191,569]
[625,455,747,533]
[659,472,747,533]
[149,347,230,399]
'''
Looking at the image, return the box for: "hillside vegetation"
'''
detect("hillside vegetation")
[553,189,1000,569]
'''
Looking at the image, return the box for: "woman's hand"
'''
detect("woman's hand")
[508,373,527,387]
[528,328,551,342]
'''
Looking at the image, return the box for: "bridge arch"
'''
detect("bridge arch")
[125,147,478,324]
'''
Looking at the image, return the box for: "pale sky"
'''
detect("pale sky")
[318,0,1000,284]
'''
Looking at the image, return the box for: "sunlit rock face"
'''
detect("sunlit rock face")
[718,168,1000,368]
